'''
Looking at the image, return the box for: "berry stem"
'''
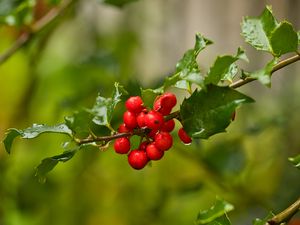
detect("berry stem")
[74,127,150,145]
[75,132,131,145]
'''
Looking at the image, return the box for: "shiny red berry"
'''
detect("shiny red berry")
[154,93,177,115]
[154,132,173,151]
[146,142,164,160]
[128,150,148,170]
[136,111,147,128]
[144,110,164,130]
[153,97,171,115]
[178,127,192,144]
[123,111,137,129]
[125,96,144,113]
[160,92,177,109]
[118,123,131,133]
[114,137,131,154]
[160,119,175,132]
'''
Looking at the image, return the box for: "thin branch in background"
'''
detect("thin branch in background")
[0,0,74,65]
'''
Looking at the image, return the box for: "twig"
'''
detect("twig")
[230,54,300,89]
[0,0,74,65]
[266,197,300,225]
[75,132,132,145]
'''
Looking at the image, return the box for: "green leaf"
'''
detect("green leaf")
[195,198,234,224]
[270,21,298,56]
[242,58,278,87]
[89,82,127,127]
[289,154,300,169]
[3,124,73,154]
[35,149,77,183]
[253,212,274,225]
[241,6,278,52]
[180,85,254,139]
[241,6,298,57]
[298,31,300,44]
[102,0,139,7]
[205,47,247,85]
[164,33,212,90]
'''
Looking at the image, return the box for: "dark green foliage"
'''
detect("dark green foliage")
[180,85,254,139]
[35,149,77,183]
[205,48,247,85]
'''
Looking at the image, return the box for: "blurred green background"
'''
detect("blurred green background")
[0,0,300,225]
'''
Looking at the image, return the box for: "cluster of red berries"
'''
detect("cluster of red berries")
[113,93,192,170]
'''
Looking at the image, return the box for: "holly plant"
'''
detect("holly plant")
[2,3,300,225]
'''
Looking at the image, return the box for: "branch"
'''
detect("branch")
[230,54,300,89]
[0,0,75,65]
[74,112,182,145]
[266,197,300,225]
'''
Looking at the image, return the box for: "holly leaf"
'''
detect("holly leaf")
[205,47,247,85]
[3,124,73,154]
[241,6,278,52]
[102,0,139,7]
[164,33,212,90]
[35,149,77,183]
[180,85,254,139]
[289,154,300,170]
[242,58,278,87]
[195,198,234,224]
[242,6,298,57]
[270,21,298,57]
[89,82,127,127]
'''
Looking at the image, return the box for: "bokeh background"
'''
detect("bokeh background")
[0,0,300,225]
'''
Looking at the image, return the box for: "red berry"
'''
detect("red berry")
[154,93,177,115]
[178,127,192,144]
[144,110,164,130]
[114,137,131,154]
[146,143,164,160]
[118,123,131,133]
[123,111,137,129]
[128,150,148,170]
[139,141,149,151]
[153,97,172,115]
[125,96,144,113]
[136,111,147,128]
[154,132,173,151]
[160,92,177,109]
[160,119,175,132]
